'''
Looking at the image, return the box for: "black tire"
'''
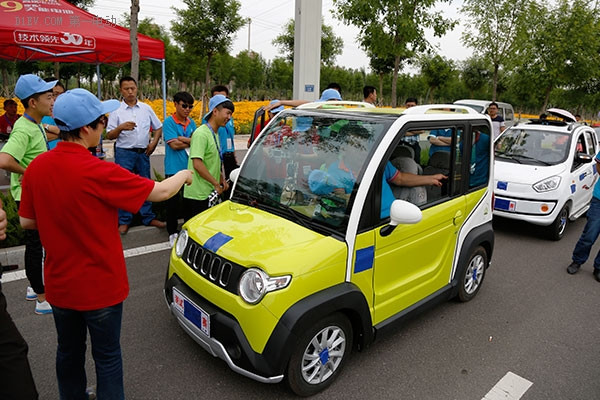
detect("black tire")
[457,246,487,302]
[548,204,569,241]
[286,313,353,397]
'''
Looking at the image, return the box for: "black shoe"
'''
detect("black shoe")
[594,269,600,282]
[567,262,581,274]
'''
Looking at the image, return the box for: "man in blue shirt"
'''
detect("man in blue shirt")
[568,150,600,282]
[208,85,237,199]
[163,91,197,246]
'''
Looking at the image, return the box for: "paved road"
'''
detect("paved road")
[4,215,599,399]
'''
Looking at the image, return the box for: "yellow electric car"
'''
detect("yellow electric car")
[164,102,495,396]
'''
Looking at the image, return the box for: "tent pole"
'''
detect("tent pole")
[161,59,167,120]
[96,63,101,99]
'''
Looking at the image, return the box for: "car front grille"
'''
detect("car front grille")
[182,239,244,295]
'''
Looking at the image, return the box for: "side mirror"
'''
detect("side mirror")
[576,153,593,164]
[380,200,423,237]
[229,168,241,184]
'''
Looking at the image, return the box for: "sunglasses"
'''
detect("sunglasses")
[179,103,194,109]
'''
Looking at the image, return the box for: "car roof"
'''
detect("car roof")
[454,99,513,108]
[507,120,592,135]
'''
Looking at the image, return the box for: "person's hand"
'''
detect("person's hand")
[146,141,158,156]
[264,102,279,112]
[430,174,448,187]
[214,184,224,195]
[221,180,230,193]
[119,121,136,131]
[0,200,7,241]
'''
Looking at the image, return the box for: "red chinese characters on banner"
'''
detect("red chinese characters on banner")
[13,30,95,49]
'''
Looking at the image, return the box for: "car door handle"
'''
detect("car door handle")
[453,210,463,226]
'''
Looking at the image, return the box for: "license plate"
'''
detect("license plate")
[494,198,516,212]
[172,287,210,337]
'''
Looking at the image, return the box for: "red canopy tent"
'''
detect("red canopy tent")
[0,0,166,115]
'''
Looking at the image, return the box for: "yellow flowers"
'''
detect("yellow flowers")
[143,99,269,134]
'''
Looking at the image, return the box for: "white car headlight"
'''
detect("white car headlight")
[175,229,188,258]
[533,176,561,192]
[238,268,291,304]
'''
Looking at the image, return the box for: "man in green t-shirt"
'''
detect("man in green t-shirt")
[0,74,56,315]
[183,94,234,221]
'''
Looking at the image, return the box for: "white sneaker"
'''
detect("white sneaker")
[169,233,178,248]
[26,286,37,301]
[35,300,52,315]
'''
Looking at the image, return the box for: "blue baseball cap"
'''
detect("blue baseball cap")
[208,94,229,114]
[269,100,284,114]
[53,89,120,130]
[319,88,342,102]
[15,74,58,100]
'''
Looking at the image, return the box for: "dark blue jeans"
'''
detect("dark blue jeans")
[52,303,124,400]
[572,197,600,271]
[114,147,156,225]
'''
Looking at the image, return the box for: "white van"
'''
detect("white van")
[454,99,515,127]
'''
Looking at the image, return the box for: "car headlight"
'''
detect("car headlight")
[533,176,561,192]
[175,229,188,258]
[238,268,291,304]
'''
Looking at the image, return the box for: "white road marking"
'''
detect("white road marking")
[482,371,533,400]
[1,242,171,284]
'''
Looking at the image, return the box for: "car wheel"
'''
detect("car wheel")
[286,313,353,397]
[458,246,487,302]
[548,204,569,241]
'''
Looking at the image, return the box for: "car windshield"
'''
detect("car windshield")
[495,128,570,165]
[232,111,391,233]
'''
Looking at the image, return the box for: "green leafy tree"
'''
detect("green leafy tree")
[334,0,455,107]
[233,51,267,92]
[368,51,395,105]
[419,54,455,103]
[460,57,490,98]
[460,0,529,100]
[171,0,245,113]
[272,19,344,66]
[518,0,600,111]
[64,0,95,10]
[266,58,293,98]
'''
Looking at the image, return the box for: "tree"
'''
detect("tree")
[460,57,490,98]
[272,19,344,66]
[130,0,140,82]
[171,0,245,113]
[64,0,95,10]
[419,54,455,103]
[334,0,455,107]
[517,0,600,111]
[368,51,395,105]
[460,0,529,100]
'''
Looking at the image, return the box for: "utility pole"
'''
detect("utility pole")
[247,18,251,52]
[293,0,321,101]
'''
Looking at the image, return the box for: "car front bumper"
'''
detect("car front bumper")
[164,274,284,384]
[493,194,559,226]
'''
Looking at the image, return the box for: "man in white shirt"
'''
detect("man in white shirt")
[107,76,165,234]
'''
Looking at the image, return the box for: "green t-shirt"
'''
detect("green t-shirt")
[184,124,222,201]
[1,116,47,201]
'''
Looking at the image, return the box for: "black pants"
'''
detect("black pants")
[0,278,38,400]
[183,198,209,222]
[165,175,185,235]
[17,202,45,295]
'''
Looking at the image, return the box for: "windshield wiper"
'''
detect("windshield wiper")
[495,152,522,163]
[511,154,551,166]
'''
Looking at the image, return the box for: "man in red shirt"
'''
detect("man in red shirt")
[19,88,192,399]
[0,99,20,137]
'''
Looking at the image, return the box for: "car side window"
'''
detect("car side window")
[572,133,588,172]
[381,126,462,219]
[584,131,596,156]
[468,125,491,189]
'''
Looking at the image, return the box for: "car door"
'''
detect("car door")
[570,130,596,213]
[370,123,467,324]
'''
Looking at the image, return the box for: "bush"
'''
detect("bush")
[0,191,25,248]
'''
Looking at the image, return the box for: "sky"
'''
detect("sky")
[88,0,471,74]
